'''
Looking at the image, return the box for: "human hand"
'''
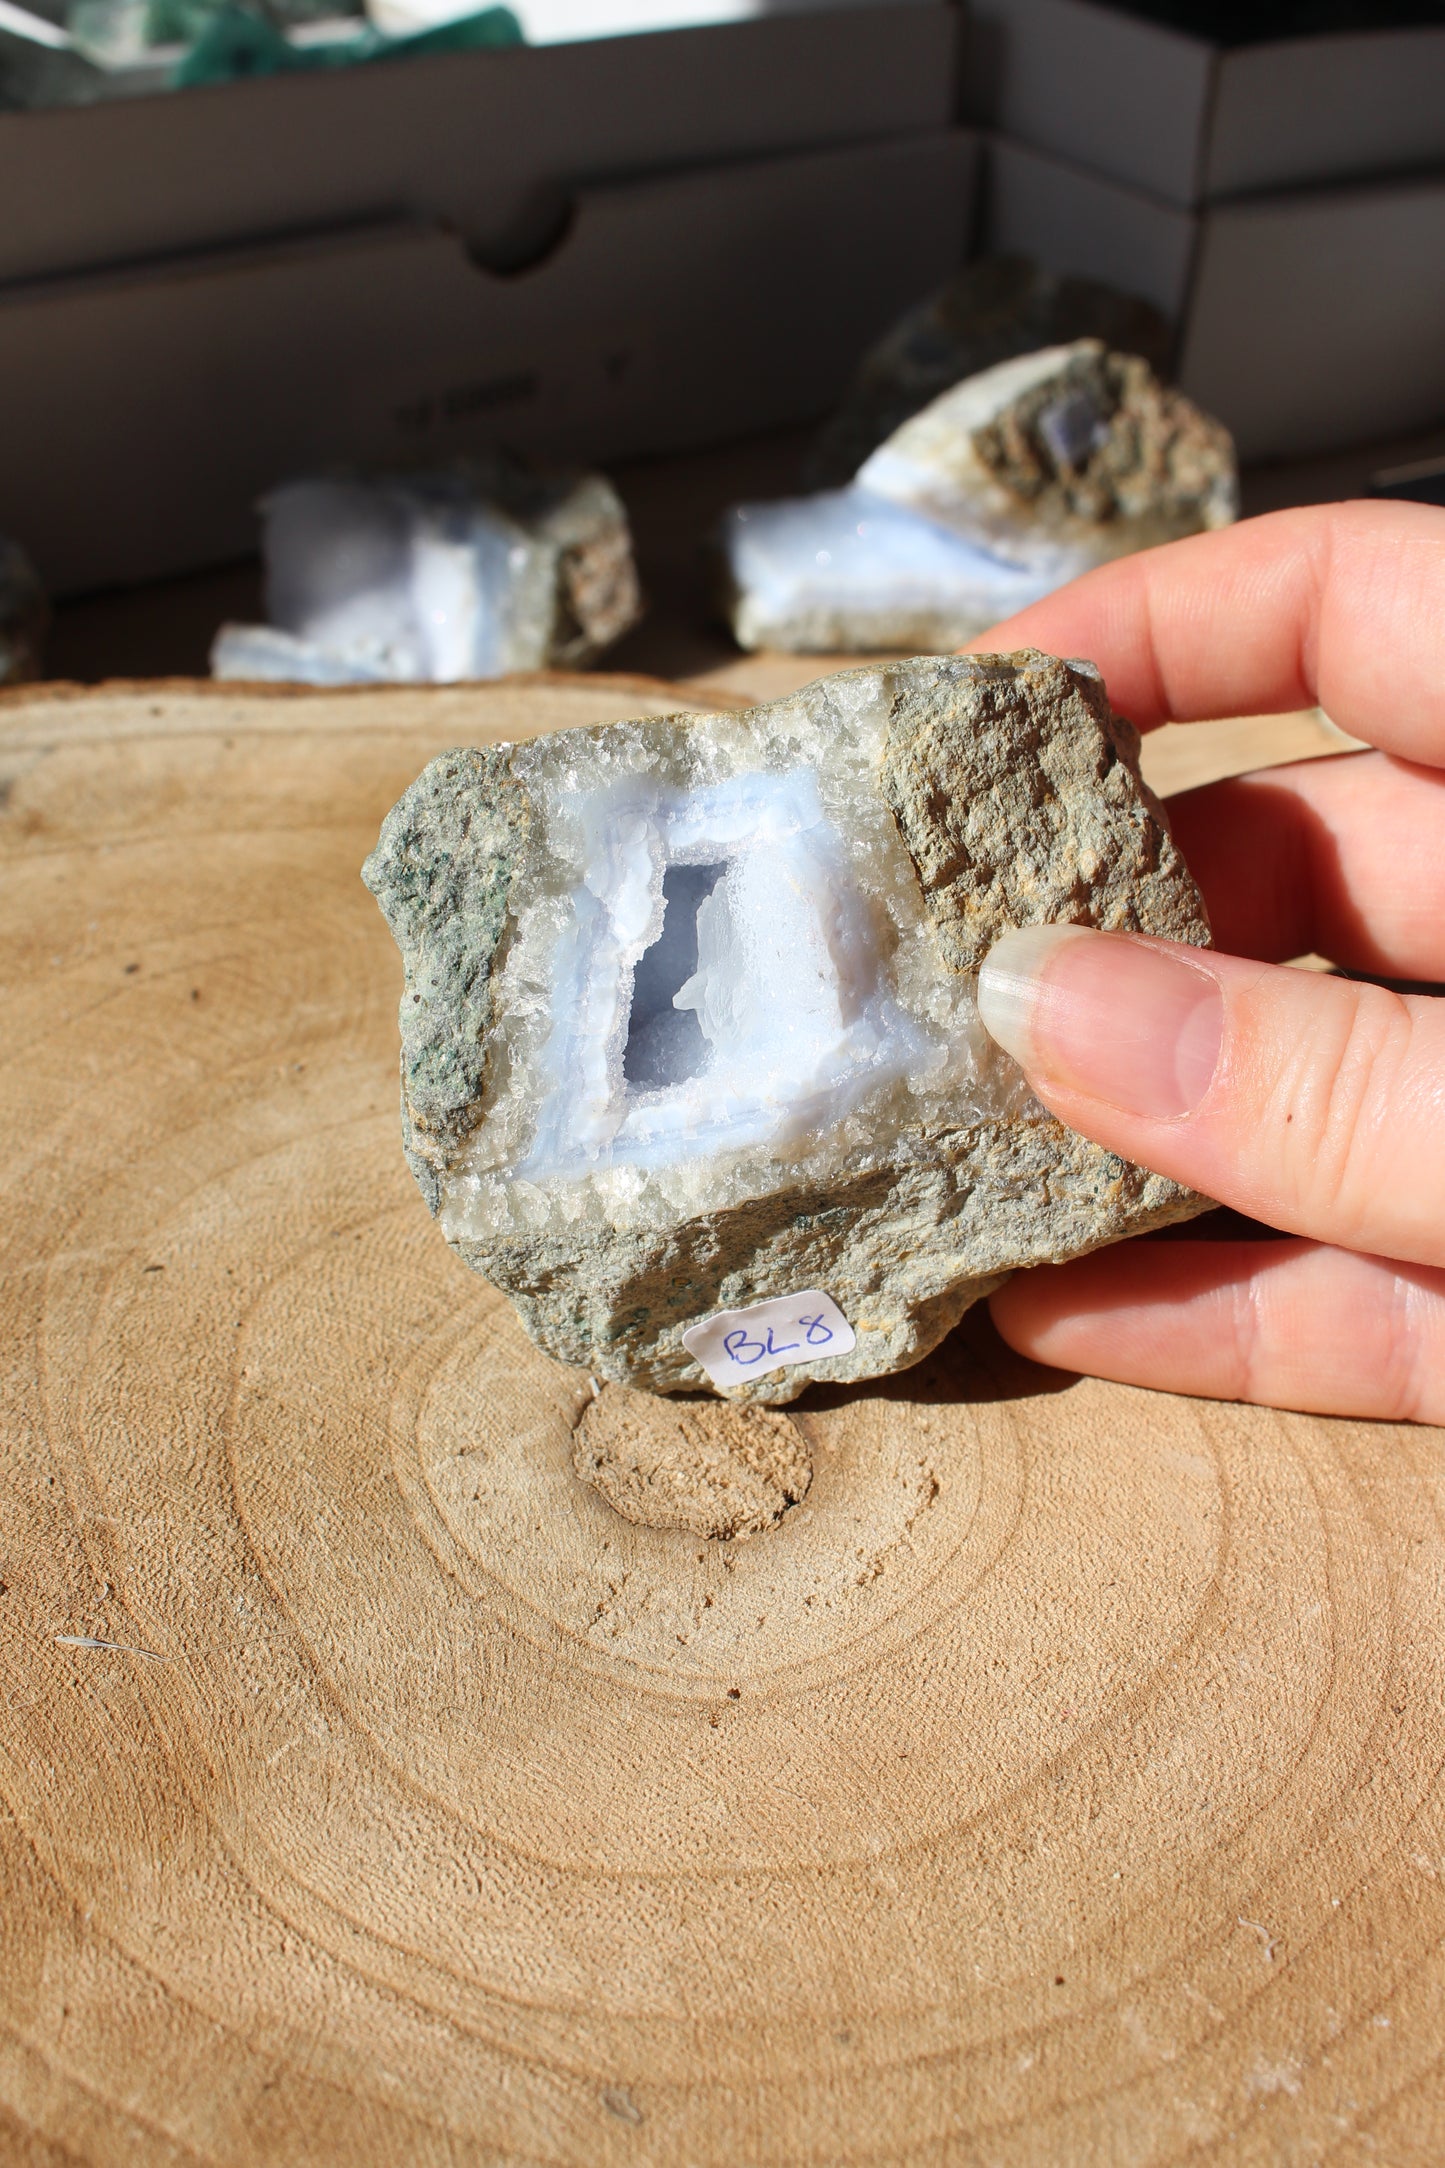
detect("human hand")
[967,500,1445,1423]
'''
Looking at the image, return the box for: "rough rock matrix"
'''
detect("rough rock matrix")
[363,651,1214,1404]
[804,254,1172,489]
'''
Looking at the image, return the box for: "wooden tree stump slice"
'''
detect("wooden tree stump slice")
[2,677,1441,2166]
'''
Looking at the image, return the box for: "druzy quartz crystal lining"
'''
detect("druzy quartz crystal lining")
[363,651,1215,1403]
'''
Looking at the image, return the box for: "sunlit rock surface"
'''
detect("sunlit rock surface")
[0,537,46,684]
[805,254,1172,489]
[724,340,1237,654]
[363,651,1213,1403]
[213,465,641,685]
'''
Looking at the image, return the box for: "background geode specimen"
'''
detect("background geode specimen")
[723,340,1236,654]
[363,652,1213,1405]
[213,464,641,685]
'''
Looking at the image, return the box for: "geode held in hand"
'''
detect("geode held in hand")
[363,652,1212,1404]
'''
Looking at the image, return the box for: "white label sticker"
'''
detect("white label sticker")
[681,1291,856,1391]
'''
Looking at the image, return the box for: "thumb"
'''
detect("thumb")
[976,926,1445,1270]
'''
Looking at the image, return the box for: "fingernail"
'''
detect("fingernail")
[977,924,1224,1120]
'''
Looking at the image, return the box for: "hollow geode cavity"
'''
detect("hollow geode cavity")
[363,651,1212,1404]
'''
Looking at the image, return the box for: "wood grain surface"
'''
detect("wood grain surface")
[2,675,1440,2167]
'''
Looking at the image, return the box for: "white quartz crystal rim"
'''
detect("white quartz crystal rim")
[516,765,942,1178]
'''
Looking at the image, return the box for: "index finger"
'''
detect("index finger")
[963,499,1445,764]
